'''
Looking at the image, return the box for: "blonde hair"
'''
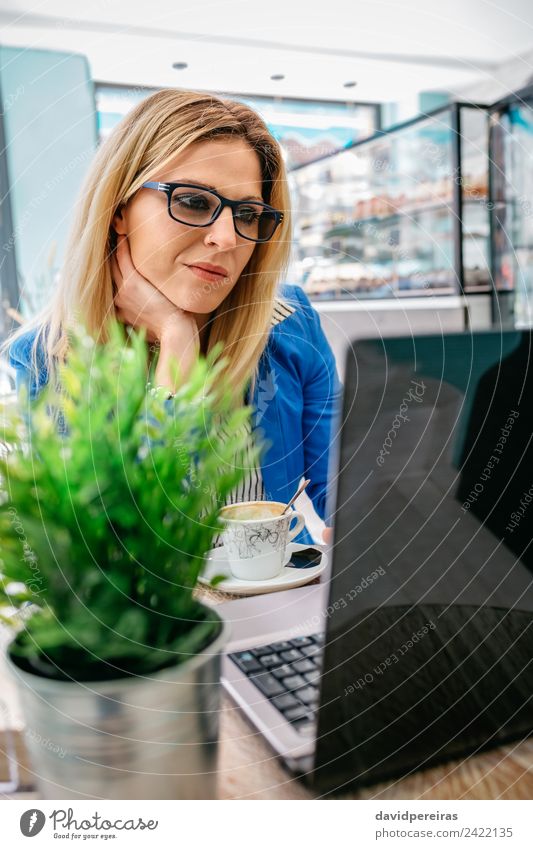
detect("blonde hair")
[4,88,292,397]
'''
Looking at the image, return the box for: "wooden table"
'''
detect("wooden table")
[218,698,533,799]
[3,697,533,800]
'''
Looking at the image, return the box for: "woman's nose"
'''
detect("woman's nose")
[203,207,237,249]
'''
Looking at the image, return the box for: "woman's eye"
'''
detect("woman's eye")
[174,193,210,210]
[237,207,261,223]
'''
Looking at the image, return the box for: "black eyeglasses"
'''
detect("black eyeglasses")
[141,182,284,243]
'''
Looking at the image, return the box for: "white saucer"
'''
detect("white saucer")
[199,542,327,596]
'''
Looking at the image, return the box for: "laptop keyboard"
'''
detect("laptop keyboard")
[229,633,324,736]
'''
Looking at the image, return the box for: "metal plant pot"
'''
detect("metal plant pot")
[7,611,229,799]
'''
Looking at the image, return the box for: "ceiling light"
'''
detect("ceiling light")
[270,74,285,81]
[172,62,188,70]
[343,81,357,88]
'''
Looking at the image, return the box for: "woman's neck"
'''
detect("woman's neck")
[195,312,214,355]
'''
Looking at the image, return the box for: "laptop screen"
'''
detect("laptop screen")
[314,330,533,791]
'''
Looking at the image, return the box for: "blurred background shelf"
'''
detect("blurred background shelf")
[289,102,491,302]
[489,83,533,328]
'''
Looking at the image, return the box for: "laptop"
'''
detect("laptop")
[220,330,533,794]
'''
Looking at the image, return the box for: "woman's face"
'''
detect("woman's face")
[113,137,263,314]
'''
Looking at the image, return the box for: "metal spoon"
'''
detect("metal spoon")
[281,479,311,515]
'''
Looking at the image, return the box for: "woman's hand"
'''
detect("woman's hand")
[111,234,200,391]
[111,234,182,343]
[322,527,333,544]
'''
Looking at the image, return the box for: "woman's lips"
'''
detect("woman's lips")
[186,265,228,283]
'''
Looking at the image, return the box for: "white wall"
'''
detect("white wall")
[458,48,533,104]
[314,296,480,381]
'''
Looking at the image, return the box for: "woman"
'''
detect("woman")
[5,89,341,544]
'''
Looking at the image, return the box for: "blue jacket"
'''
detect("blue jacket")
[9,284,342,544]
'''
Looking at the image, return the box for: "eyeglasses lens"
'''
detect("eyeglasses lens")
[169,187,277,242]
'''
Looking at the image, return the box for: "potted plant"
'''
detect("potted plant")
[0,325,256,799]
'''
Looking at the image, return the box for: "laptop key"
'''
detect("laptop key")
[260,653,283,668]
[251,646,275,658]
[272,693,300,711]
[272,664,294,680]
[237,658,263,674]
[301,644,321,658]
[292,658,315,674]
[304,669,321,684]
[295,685,319,705]
[282,674,307,690]
[280,648,304,663]
[290,636,313,647]
[270,641,293,652]
[284,704,310,722]
[231,652,263,674]
[250,672,285,698]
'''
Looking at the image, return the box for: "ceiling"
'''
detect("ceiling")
[1,0,533,103]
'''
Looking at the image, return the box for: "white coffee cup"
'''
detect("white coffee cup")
[219,500,306,581]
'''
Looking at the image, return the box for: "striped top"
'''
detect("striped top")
[213,296,295,545]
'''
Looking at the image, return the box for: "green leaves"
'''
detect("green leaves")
[0,323,260,680]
